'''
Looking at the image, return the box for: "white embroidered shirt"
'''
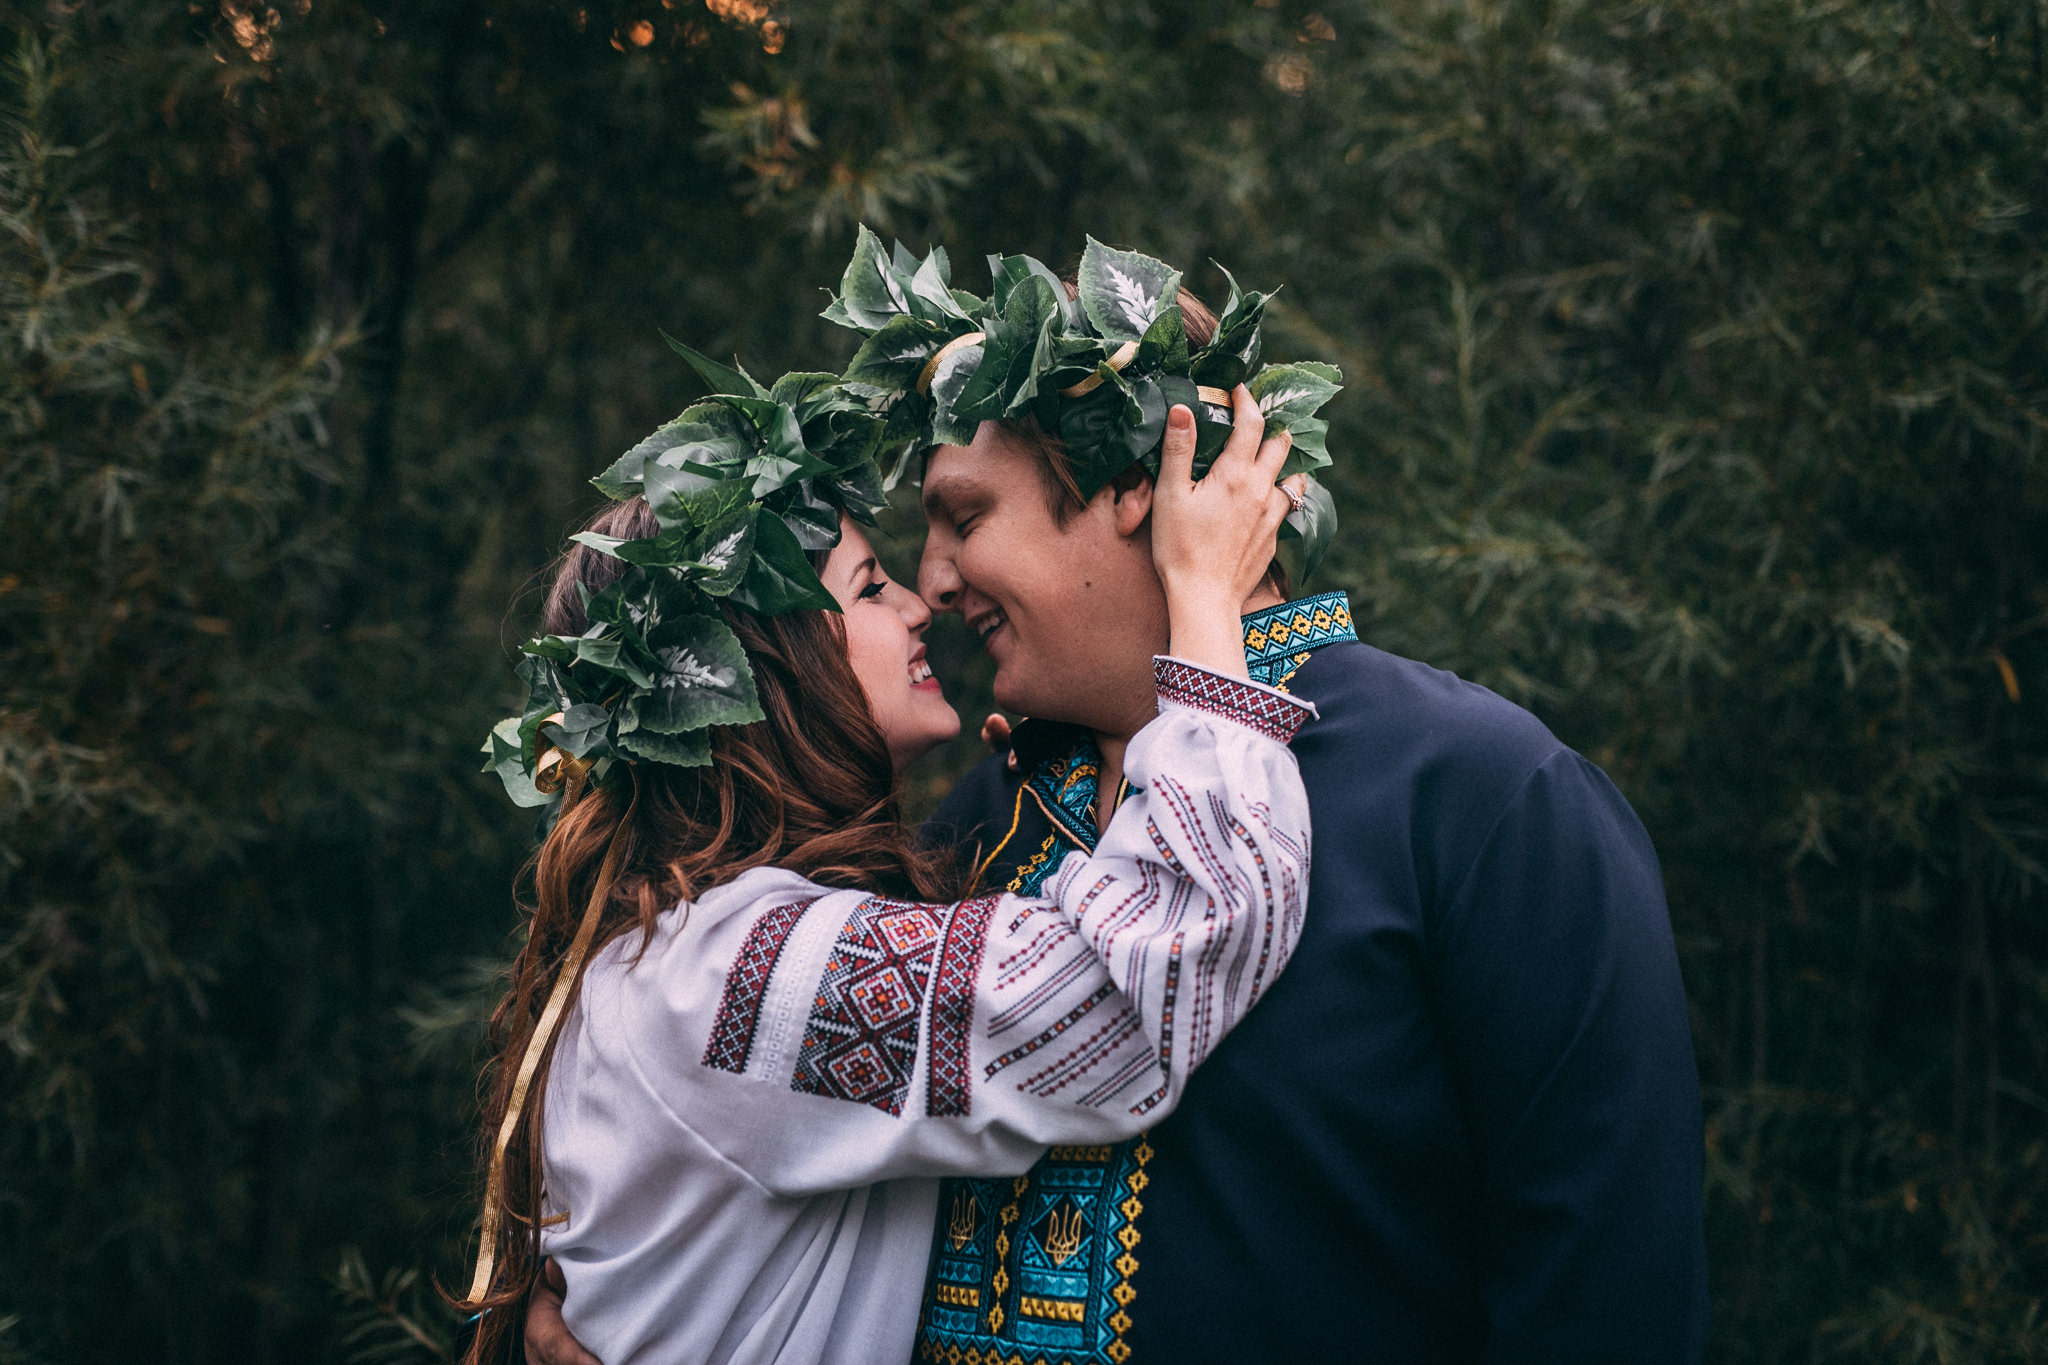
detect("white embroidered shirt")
[538,659,1315,1364]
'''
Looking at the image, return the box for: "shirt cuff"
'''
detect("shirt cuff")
[1153,656,1319,745]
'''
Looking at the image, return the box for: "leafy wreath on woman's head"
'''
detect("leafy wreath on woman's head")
[481,338,892,816]
[823,227,1344,576]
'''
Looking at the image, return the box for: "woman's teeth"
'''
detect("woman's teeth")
[910,659,933,684]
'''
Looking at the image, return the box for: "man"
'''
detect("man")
[526,240,1707,1362]
[904,412,1706,1363]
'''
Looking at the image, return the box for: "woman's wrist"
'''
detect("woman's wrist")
[1164,600,1251,681]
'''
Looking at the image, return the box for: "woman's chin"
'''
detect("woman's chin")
[887,717,963,775]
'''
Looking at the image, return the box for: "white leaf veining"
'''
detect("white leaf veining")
[658,646,736,691]
[1258,385,1317,413]
[1105,264,1157,326]
[697,527,746,571]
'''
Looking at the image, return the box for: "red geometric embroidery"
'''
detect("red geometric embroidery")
[927,894,1001,1117]
[1153,657,1314,744]
[701,896,819,1074]
[791,897,945,1115]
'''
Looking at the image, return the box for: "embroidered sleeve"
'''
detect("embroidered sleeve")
[1152,656,1317,744]
[655,691,1314,1198]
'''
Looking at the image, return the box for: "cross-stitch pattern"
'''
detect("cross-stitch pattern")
[1153,659,1314,745]
[700,897,819,1074]
[927,894,1001,1117]
[1240,590,1356,688]
[790,896,944,1115]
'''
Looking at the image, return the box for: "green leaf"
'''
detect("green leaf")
[482,716,555,807]
[843,314,947,387]
[1077,237,1181,343]
[642,458,752,530]
[1250,360,1344,429]
[614,724,712,767]
[768,371,841,407]
[684,506,758,596]
[989,253,1075,327]
[772,479,843,551]
[542,702,612,758]
[729,511,839,615]
[1276,473,1337,585]
[1134,303,1189,376]
[634,614,765,733]
[926,338,988,447]
[831,224,911,331]
[660,331,766,399]
[1190,268,1268,390]
[593,404,750,499]
[829,457,888,522]
[908,246,970,323]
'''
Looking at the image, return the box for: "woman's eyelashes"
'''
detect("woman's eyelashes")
[856,577,887,601]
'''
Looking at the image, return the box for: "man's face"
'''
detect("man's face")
[918,424,1167,738]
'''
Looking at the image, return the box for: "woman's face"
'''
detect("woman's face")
[824,517,961,772]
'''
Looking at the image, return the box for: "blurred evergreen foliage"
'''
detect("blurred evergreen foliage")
[0,0,2041,1360]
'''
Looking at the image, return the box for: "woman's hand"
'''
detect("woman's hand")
[1151,385,1302,680]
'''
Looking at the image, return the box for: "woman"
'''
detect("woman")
[460,377,1314,1365]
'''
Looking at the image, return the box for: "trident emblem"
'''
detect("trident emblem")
[948,1188,978,1250]
[1043,1202,1085,1267]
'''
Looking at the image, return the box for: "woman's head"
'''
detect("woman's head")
[545,501,959,777]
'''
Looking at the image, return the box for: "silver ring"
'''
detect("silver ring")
[1282,483,1305,514]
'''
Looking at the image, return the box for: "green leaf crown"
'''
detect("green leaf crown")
[825,226,1343,577]
[481,338,894,811]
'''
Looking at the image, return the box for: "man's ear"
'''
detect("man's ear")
[1108,469,1155,538]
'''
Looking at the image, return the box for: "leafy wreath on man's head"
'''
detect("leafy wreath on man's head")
[824,226,1343,576]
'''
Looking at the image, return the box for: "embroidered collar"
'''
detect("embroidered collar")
[1002,592,1355,861]
[1241,590,1356,688]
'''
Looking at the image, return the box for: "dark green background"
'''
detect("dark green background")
[3,0,2044,1359]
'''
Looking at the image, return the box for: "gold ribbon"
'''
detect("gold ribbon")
[915,332,987,396]
[1057,341,1139,398]
[532,714,594,798]
[465,768,640,1306]
[1056,342,1235,413]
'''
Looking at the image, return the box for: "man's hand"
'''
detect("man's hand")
[980,712,1019,770]
[524,1258,601,1365]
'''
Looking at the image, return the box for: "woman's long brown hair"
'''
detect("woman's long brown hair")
[458,499,959,1363]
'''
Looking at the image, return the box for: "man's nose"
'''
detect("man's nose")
[918,541,963,613]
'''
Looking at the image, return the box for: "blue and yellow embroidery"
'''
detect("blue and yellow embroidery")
[1242,590,1355,689]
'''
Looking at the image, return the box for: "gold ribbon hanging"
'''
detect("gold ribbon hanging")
[465,765,640,1306]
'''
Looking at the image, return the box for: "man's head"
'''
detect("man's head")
[913,288,1236,739]
[918,422,1168,740]
[916,288,1299,739]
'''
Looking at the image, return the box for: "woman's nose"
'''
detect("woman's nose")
[894,580,933,633]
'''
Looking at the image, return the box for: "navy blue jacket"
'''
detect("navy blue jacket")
[917,637,1707,1363]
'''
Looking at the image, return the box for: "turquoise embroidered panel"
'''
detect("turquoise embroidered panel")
[914,593,1354,1363]
[919,1140,1154,1365]
[1241,590,1356,688]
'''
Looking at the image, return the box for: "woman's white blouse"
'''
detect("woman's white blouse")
[540,659,1315,1364]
